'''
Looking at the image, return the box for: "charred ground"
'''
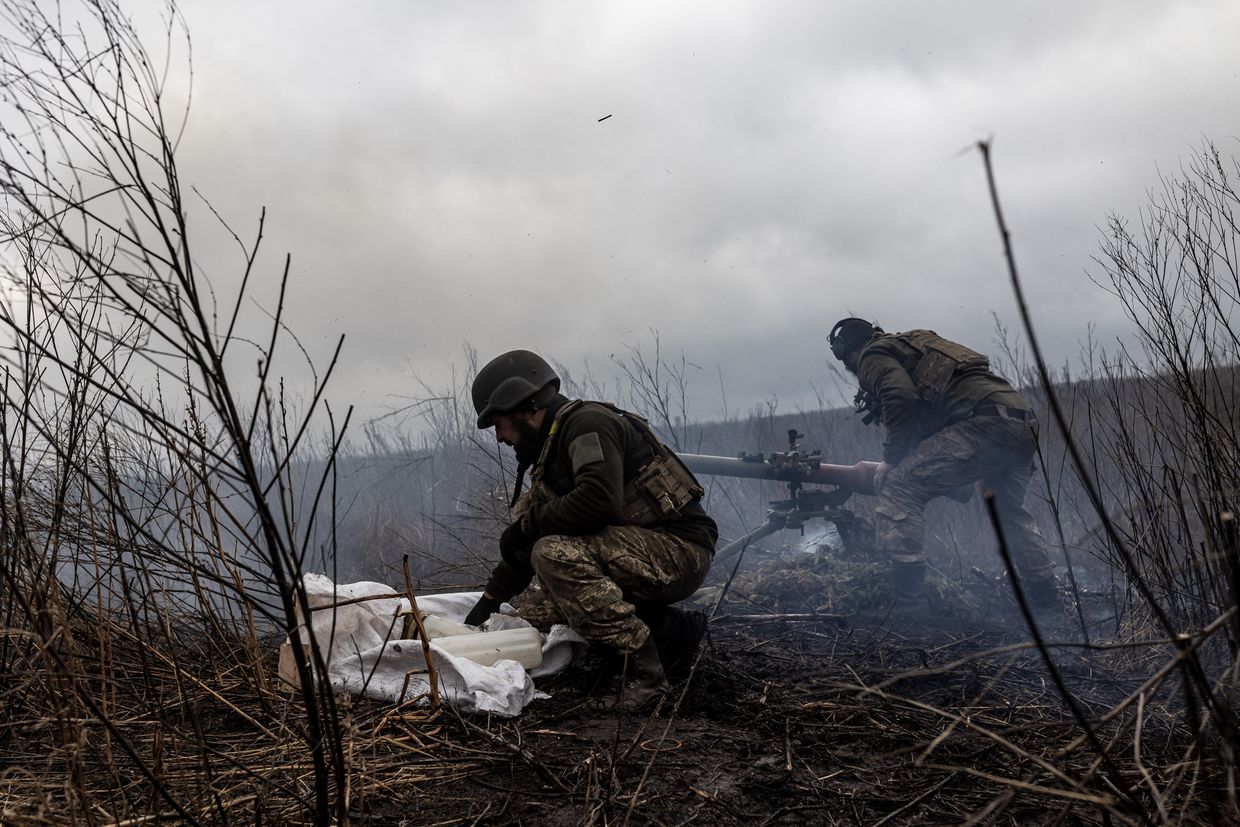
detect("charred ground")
[366,587,1219,826]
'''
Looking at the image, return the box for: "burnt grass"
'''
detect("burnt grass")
[370,594,1218,826]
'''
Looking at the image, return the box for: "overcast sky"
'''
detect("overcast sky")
[144,1,1240,431]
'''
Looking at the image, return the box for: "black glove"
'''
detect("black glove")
[499,522,532,561]
[464,594,502,628]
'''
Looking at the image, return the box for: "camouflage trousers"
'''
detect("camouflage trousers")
[875,414,1055,585]
[518,526,713,654]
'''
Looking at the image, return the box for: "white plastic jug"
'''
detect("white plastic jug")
[418,614,475,639]
[431,626,543,669]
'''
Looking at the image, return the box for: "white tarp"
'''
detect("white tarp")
[287,573,586,717]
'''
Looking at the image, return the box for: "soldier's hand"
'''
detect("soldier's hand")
[464,594,502,628]
[499,522,531,559]
[873,462,893,492]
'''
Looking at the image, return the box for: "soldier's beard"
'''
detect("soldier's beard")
[511,419,545,465]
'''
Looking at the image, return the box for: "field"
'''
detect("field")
[3,2,1240,824]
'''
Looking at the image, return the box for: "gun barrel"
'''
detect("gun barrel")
[677,453,879,494]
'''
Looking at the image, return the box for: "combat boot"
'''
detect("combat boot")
[890,561,927,612]
[1023,576,1070,632]
[874,562,929,633]
[1024,576,1062,612]
[649,605,708,678]
[597,636,668,712]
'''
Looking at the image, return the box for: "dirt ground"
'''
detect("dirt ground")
[362,590,1199,826]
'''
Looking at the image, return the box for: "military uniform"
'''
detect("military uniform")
[483,396,717,652]
[854,329,1056,600]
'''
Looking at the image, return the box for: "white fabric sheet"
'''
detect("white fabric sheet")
[290,573,586,717]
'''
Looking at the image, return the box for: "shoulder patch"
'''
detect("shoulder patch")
[568,432,605,474]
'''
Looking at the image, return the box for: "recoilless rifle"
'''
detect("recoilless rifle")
[676,429,882,565]
[677,430,972,565]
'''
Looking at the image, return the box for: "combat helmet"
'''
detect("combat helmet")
[471,349,560,428]
[828,318,879,361]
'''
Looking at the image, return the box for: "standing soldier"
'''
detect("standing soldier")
[827,319,1061,613]
[464,350,717,709]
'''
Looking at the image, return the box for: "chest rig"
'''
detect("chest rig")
[529,400,704,526]
[898,329,990,402]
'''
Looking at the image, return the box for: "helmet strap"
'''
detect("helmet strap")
[507,400,557,507]
[509,461,528,508]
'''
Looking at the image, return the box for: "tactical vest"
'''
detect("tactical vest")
[863,330,992,433]
[898,329,990,403]
[530,400,705,527]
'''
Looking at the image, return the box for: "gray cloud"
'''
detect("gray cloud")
[136,0,1240,428]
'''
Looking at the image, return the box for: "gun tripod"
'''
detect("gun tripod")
[713,430,869,567]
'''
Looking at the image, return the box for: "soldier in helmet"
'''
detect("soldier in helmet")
[827,319,1061,613]
[464,350,718,709]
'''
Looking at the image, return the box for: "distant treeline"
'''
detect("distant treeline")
[298,359,1237,629]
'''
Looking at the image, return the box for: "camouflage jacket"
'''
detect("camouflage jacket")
[485,395,717,602]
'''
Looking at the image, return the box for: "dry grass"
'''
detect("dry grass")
[1,557,458,824]
[0,2,1238,824]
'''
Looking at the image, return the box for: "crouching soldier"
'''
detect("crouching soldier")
[464,350,718,709]
[827,319,1061,615]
